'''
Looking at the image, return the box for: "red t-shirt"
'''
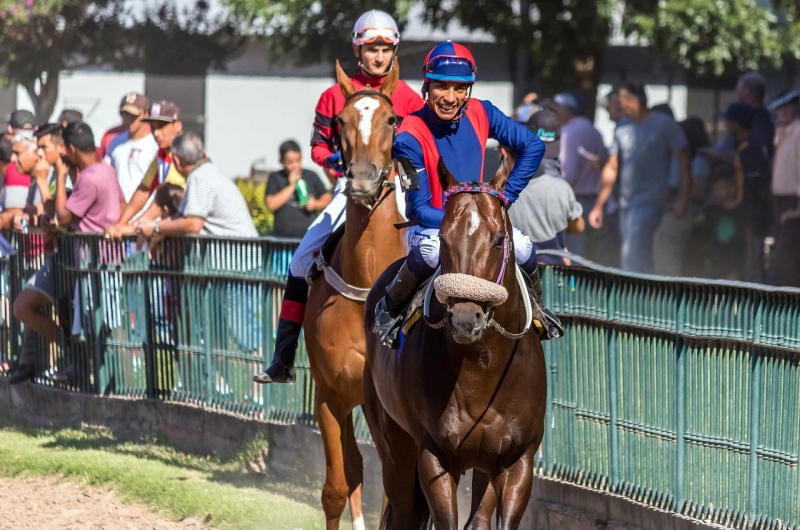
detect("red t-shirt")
[310,72,424,168]
[3,164,32,210]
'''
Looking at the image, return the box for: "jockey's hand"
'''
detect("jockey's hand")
[588,206,604,229]
[325,152,344,173]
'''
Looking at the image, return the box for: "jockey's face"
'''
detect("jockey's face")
[427,81,469,121]
[354,43,395,77]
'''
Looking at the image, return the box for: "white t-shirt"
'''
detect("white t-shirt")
[104,133,159,201]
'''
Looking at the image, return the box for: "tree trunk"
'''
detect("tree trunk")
[24,70,60,125]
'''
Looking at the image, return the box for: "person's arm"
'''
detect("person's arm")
[265,171,302,212]
[559,126,580,187]
[482,101,545,204]
[394,133,444,228]
[56,161,75,227]
[308,191,332,211]
[310,88,339,168]
[567,216,585,234]
[673,148,692,219]
[137,216,204,238]
[305,173,332,211]
[589,154,618,229]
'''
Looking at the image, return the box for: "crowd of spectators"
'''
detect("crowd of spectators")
[0,93,259,384]
[509,72,800,288]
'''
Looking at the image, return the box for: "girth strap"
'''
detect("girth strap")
[312,253,371,302]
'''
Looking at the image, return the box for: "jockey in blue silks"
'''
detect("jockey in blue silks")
[373,41,564,347]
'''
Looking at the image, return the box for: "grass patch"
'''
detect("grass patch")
[0,420,329,529]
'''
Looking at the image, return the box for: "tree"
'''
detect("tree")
[0,0,127,123]
[623,0,791,78]
[0,0,245,123]
[223,0,414,69]
[121,1,245,76]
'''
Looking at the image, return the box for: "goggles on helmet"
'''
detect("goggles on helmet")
[423,55,476,83]
[354,26,400,45]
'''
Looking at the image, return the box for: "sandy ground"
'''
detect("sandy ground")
[0,476,209,529]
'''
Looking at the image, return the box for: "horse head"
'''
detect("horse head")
[335,59,399,205]
[435,158,514,344]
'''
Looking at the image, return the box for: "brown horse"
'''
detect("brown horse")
[363,159,547,530]
[303,60,407,530]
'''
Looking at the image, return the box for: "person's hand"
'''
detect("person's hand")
[148,235,165,260]
[106,223,134,240]
[325,152,344,172]
[588,207,604,229]
[522,92,538,105]
[288,168,303,185]
[134,220,155,238]
[33,158,50,181]
[12,214,30,232]
[304,197,317,211]
[672,199,689,220]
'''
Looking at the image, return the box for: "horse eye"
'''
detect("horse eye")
[493,236,506,249]
[387,116,396,126]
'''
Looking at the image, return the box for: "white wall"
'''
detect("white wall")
[16,71,146,138]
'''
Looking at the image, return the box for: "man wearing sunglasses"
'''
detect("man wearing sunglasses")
[372,41,563,347]
[254,10,423,385]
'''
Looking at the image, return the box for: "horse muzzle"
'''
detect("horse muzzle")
[346,162,385,200]
[447,301,488,344]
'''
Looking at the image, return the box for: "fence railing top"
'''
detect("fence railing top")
[538,249,800,296]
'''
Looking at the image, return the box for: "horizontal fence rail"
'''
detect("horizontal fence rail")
[1,233,798,529]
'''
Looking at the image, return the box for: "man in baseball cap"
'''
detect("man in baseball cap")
[105,93,159,202]
[7,109,36,133]
[506,108,585,266]
[107,100,185,238]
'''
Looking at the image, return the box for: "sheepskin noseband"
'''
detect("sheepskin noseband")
[434,273,509,306]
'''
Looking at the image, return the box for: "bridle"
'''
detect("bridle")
[338,89,397,207]
[424,184,532,340]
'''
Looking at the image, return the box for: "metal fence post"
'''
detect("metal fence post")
[607,274,620,491]
[748,295,764,527]
[675,283,686,513]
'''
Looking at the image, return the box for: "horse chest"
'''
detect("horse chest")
[430,393,529,469]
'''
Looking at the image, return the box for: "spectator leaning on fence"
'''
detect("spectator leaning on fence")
[4,131,44,230]
[8,134,68,385]
[106,101,185,239]
[4,110,37,222]
[266,140,332,238]
[135,132,257,244]
[104,93,158,202]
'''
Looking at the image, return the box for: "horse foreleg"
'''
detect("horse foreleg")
[490,445,535,530]
[418,440,460,530]
[464,471,496,530]
[317,391,350,530]
[342,411,365,530]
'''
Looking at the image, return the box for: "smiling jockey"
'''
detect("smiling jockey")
[254,10,424,385]
[372,41,564,348]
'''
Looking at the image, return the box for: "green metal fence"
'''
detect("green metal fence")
[2,234,798,528]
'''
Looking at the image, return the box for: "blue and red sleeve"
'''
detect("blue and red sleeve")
[482,100,545,204]
[311,87,338,168]
[393,132,445,229]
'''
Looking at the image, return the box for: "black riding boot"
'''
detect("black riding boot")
[525,265,564,341]
[254,276,309,384]
[373,262,423,348]
[253,319,299,384]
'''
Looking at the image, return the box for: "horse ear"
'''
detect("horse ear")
[336,60,355,99]
[437,158,458,190]
[489,156,510,191]
[381,58,399,97]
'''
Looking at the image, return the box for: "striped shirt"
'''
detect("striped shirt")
[179,161,258,237]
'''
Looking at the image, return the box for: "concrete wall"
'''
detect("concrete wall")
[0,379,726,530]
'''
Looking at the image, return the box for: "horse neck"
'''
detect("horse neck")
[340,184,405,289]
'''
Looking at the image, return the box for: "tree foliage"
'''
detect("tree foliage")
[0,0,127,122]
[223,0,414,68]
[623,0,790,77]
[0,0,244,123]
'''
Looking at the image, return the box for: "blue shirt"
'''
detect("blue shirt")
[393,100,545,228]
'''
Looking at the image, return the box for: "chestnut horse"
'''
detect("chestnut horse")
[303,60,407,529]
[363,160,547,530]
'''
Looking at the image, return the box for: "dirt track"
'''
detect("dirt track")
[0,476,209,529]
